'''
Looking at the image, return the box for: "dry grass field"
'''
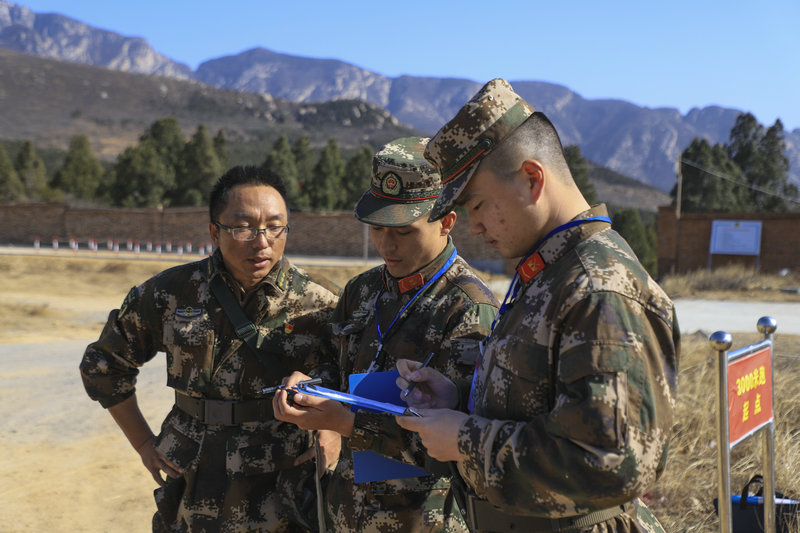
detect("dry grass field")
[1,252,798,532]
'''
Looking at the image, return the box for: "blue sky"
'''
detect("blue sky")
[16,0,800,131]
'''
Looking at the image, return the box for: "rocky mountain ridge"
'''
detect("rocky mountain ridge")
[1,0,797,193]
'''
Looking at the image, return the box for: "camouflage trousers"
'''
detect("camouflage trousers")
[324,473,468,532]
[152,448,318,533]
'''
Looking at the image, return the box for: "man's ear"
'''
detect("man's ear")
[439,211,457,236]
[209,222,219,246]
[521,160,545,202]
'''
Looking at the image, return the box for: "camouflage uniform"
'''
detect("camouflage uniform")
[316,137,499,532]
[325,238,498,532]
[423,80,680,532]
[80,250,339,532]
[457,206,679,532]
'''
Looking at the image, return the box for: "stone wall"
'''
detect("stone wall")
[0,202,505,269]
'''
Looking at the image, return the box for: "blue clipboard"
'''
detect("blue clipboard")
[349,370,427,483]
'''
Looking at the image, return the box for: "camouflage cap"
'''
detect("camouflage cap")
[425,78,535,221]
[354,137,443,227]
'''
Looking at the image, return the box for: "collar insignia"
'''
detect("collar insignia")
[398,272,424,293]
[284,322,294,334]
[276,269,288,291]
[517,253,545,283]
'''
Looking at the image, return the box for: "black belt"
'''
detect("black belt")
[466,495,629,532]
[175,391,274,425]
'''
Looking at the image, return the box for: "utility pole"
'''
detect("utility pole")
[674,157,682,274]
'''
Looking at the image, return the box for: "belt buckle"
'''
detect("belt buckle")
[204,399,234,425]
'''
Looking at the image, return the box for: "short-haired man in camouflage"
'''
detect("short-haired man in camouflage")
[272,137,499,532]
[397,80,680,532]
[80,166,340,532]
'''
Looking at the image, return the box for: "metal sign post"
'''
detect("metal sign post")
[710,316,777,533]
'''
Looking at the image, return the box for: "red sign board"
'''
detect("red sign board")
[727,346,773,446]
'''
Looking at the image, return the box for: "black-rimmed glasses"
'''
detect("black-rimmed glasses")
[214,221,290,241]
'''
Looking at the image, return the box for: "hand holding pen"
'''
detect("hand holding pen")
[402,352,435,399]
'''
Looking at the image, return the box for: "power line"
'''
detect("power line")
[681,159,800,206]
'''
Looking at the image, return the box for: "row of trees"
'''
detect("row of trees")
[673,113,798,213]
[0,118,229,207]
[0,117,378,210]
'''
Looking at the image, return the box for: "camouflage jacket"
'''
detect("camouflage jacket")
[325,238,499,532]
[457,205,680,529]
[80,249,339,477]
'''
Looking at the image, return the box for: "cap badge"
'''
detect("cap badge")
[381,172,402,196]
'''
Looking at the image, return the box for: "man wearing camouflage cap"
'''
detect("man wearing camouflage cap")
[397,80,680,532]
[273,137,499,532]
[80,166,340,532]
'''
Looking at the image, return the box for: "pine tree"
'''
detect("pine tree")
[51,134,104,200]
[0,144,25,200]
[341,145,374,210]
[292,135,315,208]
[174,124,223,206]
[111,143,174,207]
[308,138,344,210]
[727,113,797,212]
[564,145,597,205]
[140,117,185,170]
[213,129,228,170]
[14,141,48,200]
[262,135,301,208]
[612,208,656,275]
[673,138,747,212]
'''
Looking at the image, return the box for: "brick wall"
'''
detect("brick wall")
[658,206,800,274]
[0,202,504,268]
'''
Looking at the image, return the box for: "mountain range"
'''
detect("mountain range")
[1,0,798,193]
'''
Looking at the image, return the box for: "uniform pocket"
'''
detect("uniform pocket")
[485,335,551,419]
[163,318,215,389]
[226,425,307,476]
[550,343,630,449]
[155,416,203,472]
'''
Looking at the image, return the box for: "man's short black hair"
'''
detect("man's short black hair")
[209,166,288,221]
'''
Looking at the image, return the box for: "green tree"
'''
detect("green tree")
[0,144,25,200]
[140,117,185,170]
[341,145,374,209]
[111,143,175,207]
[213,129,228,170]
[292,135,315,208]
[14,141,48,199]
[262,135,302,208]
[612,208,656,275]
[308,138,344,210]
[672,138,747,212]
[173,124,223,206]
[51,134,104,200]
[727,113,797,211]
[564,145,597,205]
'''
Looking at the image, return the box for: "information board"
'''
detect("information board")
[709,220,762,256]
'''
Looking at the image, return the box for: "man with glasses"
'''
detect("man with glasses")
[80,165,340,532]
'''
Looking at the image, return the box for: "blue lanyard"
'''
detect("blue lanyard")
[489,215,611,334]
[469,215,611,412]
[366,246,458,373]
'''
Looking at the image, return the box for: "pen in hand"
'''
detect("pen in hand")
[261,377,322,395]
[402,352,435,399]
